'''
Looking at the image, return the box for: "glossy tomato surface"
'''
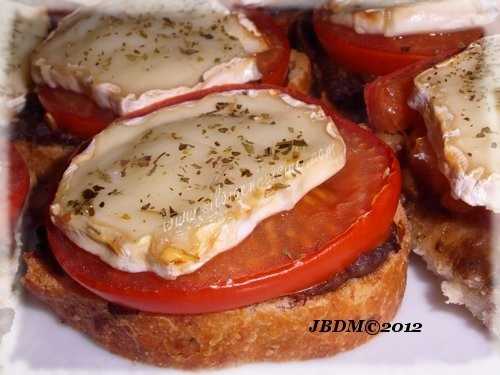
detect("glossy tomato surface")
[246,8,291,86]
[313,10,483,76]
[48,85,401,314]
[38,86,116,139]
[408,131,483,215]
[364,51,459,133]
[7,144,30,231]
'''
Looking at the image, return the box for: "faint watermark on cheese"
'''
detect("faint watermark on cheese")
[162,143,335,233]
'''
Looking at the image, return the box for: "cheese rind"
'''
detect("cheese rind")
[50,89,346,279]
[31,0,268,115]
[328,0,418,12]
[328,0,499,37]
[222,0,326,8]
[411,36,500,213]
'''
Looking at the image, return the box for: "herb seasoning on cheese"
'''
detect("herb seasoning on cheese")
[411,35,500,213]
[51,89,346,279]
[31,0,269,115]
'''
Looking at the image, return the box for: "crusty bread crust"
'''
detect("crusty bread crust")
[402,165,495,330]
[22,206,409,369]
[403,191,495,331]
[14,140,74,185]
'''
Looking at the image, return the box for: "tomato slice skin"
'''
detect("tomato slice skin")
[47,85,401,315]
[7,144,30,232]
[364,51,459,133]
[264,9,301,36]
[38,86,116,139]
[245,9,291,86]
[408,124,486,215]
[313,10,483,76]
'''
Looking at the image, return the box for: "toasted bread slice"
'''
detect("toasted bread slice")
[403,170,498,334]
[22,206,409,369]
[405,198,496,330]
[17,57,407,368]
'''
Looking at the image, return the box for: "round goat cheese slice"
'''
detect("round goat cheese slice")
[50,88,346,279]
[31,0,269,115]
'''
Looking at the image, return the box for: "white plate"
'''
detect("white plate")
[2,253,494,374]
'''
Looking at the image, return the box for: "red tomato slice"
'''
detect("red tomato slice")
[262,9,301,36]
[408,131,449,197]
[364,51,459,133]
[38,86,116,139]
[408,128,483,215]
[245,9,291,86]
[313,10,483,76]
[7,144,30,232]
[47,85,401,315]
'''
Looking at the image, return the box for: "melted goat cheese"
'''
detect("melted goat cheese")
[50,89,346,279]
[31,0,269,115]
[328,0,419,12]
[328,0,499,37]
[411,35,500,213]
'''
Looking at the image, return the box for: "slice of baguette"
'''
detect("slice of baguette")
[403,170,498,334]
[22,206,409,369]
[405,195,497,334]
